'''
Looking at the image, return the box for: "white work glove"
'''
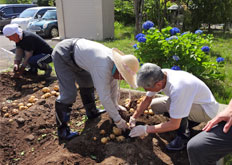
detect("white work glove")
[115,118,128,131]
[129,125,148,137]
[117,105,127,111]
[129,116,136,128]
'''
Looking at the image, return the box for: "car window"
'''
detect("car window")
[35,9,48,19]
[19,8,37,18]
[3,7,13,15]
[13,7,27,14]
[42,10,57,20]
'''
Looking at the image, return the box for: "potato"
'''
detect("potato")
[12,109,19,115]
[18,103,24,107]
[19,106,27,111]
[27,103,33,107]
[116,136,125,142]
[109,134,115,139]
[2,106,8,111]
[101,137,108,144]
[113,127,122,136]
[51,91,57,96]
[55,92,60,97]
[12,102,17,106]
[129,108,135,113]
[144,110,149,114]
[148,109,154,115]
[53,85,59,91]
[93,137,97,141]
[30,95,36,99]
[44,92,51,98]
[41,95,46,99]
[4,113,10,118]
[42,87,50,93]
[33,87,38,91]
[41,81,46,85]
[28,98,36,103]
[100,129,106,135]
[38,84,44,88]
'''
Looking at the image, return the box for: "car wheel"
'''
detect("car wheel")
[50,27,59,38]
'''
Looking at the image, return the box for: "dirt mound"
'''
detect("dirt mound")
[0,72,198,165]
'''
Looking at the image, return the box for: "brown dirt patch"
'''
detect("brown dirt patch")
[0,72,202,165]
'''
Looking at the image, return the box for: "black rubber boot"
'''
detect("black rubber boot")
[79,87,106,119]
[40,63,52,77]
[55,101,78,140]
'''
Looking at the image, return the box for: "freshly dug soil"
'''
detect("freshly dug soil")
[0,72,202,165]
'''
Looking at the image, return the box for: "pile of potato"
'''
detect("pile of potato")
[1,85,60,118]
[94,127,125,144]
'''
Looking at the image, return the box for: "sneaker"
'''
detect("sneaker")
[58,127,79,140]
[166,136,188,151]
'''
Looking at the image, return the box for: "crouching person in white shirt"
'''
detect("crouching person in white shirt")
[129,63,221,151]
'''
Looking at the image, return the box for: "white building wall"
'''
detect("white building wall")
[56,0,114,40]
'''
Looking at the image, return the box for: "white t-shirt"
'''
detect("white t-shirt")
[73,39,121,122]
[146,69,219,119]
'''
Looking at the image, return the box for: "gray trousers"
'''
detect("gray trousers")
[52,39,94,104]
[187,122,232,165]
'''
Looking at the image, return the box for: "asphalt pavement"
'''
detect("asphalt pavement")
[0,34,59,72]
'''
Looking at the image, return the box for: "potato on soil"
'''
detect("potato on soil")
[109,134,115,139]
[129,108,135,113]
[2,106,8,112]
[19,106,28,111]
[51,91,57,96]
[116,136,125,142]
[4,113,10,118]
[100,129,106,135]
[113,127,122,136]
[93,137,97,141]
[12,109,19,115]
[144,110,149,114]
[27,103,33,107]
[148,109,154,115]
[42,87,50,93]
[53,85,59,91]
[101,137,108,144]
[18,103,24,107]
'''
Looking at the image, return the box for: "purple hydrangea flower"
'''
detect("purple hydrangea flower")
[216,57,224,63]
[133,44,138,49]
[195,30,203,34]
[142,20,154,30]
[170,27,180,35]
[181,32,188,36]
[172,55,180,61]
[171,66,181,70]
[138,37,146,43]
[135,33,145,40]
[166,36,178,41]
[201,46,210,53]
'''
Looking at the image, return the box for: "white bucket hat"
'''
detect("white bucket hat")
[3,24,22,37]
[112,48,139,89]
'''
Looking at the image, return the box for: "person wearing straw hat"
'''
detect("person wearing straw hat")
[2,24,53,78]
[52,38,139,140]
[128,63,221,151]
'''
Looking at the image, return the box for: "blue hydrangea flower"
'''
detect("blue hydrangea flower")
[142,20,154,30]
[138,37,146,43]
[181,32,188,36]
[166,36,178,41]
[216,57,224,63]
[195,30,203,34]
[171,66,181,70]
[133,44,138,49]
[135,33,145,40]
[170,27,180,35]
[201,46,210,53]
[172,55,180,61]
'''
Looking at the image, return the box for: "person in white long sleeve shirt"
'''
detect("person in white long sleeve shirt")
[129,63,221,151]
[52,38,139,140]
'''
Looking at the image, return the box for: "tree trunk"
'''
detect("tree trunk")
[134,0,144,37]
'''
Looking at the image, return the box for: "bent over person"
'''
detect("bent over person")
[129,63,221,151]
[52,38,139,140]
[3,24,53,77]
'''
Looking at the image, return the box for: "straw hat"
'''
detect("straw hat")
[112,48,139,89]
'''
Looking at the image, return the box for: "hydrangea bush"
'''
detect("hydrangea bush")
[134,21,225,81]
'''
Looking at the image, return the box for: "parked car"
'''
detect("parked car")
[11,6,56,30]
[0,4,36,31]
[27,10,58,38]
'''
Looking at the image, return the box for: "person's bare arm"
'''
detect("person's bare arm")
[203,99,232,133]
[133,96,152,119]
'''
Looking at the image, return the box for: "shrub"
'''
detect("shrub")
[134,22,225,82]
